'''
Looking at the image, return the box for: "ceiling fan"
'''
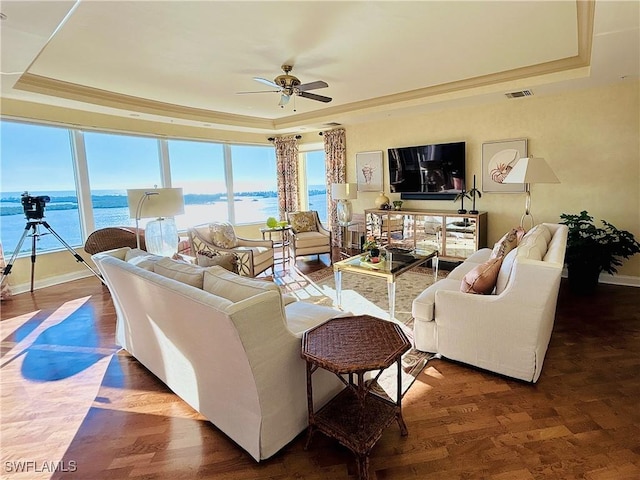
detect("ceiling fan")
[238,65,332,108]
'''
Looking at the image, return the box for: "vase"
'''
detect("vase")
[374,192,390,209]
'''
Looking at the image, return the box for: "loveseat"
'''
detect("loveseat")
[411,223,568,383]
[92,248,345,461]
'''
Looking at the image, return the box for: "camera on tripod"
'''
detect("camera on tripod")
[21,191,50,220]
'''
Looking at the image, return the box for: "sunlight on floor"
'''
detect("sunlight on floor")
[1,295,116,480]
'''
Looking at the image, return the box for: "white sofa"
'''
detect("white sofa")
[92,248,345,461]
[412,223,568,383]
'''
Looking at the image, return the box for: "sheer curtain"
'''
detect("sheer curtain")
[274,135,300,220]
[323,128,347,246]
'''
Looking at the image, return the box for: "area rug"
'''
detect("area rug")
[276,265,447,400]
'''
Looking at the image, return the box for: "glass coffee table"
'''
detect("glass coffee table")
[333,247,438,320]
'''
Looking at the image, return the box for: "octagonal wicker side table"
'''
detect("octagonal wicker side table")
[301,314,411,480]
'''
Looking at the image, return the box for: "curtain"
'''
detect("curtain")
[323,128,347,246]
[274,135,300,220]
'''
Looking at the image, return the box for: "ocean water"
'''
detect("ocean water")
[0,192,328,255]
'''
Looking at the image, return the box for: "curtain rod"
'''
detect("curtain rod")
[267,135,302,142]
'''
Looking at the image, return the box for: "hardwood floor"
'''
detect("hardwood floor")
[1,252,639,479]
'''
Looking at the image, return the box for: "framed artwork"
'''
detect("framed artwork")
[482,138,527,193]
[356,150,383,192]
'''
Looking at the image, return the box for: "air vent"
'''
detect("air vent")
[505,90,533,99]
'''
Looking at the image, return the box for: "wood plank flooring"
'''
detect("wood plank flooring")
[1,252,639,479]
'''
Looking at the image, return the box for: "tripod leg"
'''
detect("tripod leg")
[30,226,37,293]
[40,221,105,284]
[0,223,34,286]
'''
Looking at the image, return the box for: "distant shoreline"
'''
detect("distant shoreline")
[0,189,327,216]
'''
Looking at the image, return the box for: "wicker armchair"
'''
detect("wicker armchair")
[187,222,274,277]
[84,227,146,254]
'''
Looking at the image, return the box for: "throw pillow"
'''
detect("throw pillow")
[208,222,238,249]
[289,212,318,233]
[460,256,503,295]
[196,250,238,273]
[517,224,552,261]
[203,266,281,302]
[491,226,525,259]
[153,257,206,289]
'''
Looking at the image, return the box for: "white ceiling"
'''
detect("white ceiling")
[1,1,638,134]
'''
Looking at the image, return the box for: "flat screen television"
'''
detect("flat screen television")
[388,141,465,200]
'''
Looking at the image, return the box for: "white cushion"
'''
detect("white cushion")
[517,224,552,261]
[203,266,280,302]
[153,257,206,288]
[495,248,519,295]
[125,250,164,271]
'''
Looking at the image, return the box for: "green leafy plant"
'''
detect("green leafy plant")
[559,210,640,275]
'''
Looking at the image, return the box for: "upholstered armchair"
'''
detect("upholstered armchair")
[187,222,274,277]
[286,211,332,261]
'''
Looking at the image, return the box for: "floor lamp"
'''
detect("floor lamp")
[331,183,358,225]
[126,188,185,256]
[503,156,559,230]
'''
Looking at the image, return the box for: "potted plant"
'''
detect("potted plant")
[559,211,640,294]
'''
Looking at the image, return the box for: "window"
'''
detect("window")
[230,145,278,224]
[168,139,227,229]
[0,121,80,254]
[303,149,327,224]
[84,131,162,230]
[0,118,298,258]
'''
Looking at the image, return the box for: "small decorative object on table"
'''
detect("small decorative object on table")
[453,189,471,214]
[374,191,390,209]
[468,175,482,214]
[392,200,403,211]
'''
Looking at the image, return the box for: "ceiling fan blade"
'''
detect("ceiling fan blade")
[236,90,280,94]
[254,77,280,88]
[298,91,332,103]
[278,94,290,106]
[297,80,328,92]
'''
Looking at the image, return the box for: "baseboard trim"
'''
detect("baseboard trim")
[8,270,95,295]
[598,273,640,287]
[561,269,639,288]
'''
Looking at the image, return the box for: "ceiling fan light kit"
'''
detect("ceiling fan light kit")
[241,64,332,109]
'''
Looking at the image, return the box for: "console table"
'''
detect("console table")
[301,315,411,480]
[365,208,487,261]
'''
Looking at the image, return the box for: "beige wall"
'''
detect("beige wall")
[345,80,640,279]
[2,80,639,290]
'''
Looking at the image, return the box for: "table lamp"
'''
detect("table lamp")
[503,156,559,230]
[127,187,185,256]
[331,183,358,225]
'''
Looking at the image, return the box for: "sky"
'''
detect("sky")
[1,120,327,195]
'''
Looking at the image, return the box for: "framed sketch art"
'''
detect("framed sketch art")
[482,138,527,193]
[356,150,383,192]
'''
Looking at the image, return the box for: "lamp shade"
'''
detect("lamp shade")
[331,183,358,200]
[126,187,185,253]
[127,188,185,219]
[503,157,559,184]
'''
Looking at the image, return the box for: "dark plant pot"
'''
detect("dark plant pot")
[567,263,601,295]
